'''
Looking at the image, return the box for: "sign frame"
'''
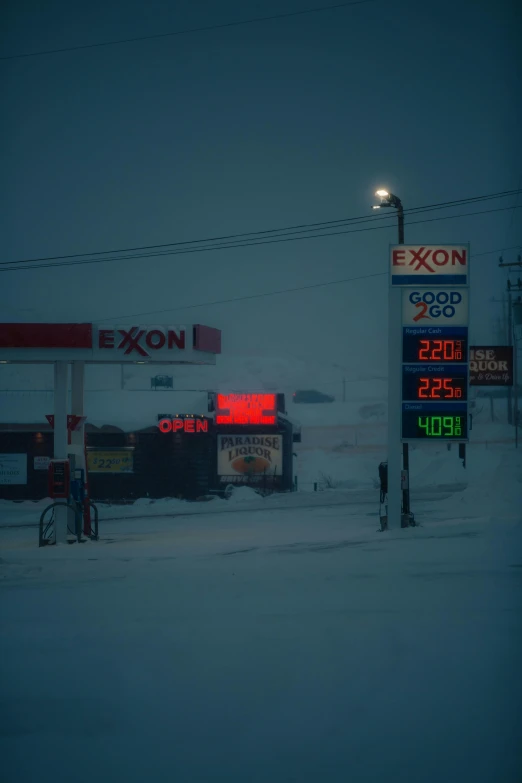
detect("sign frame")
[400,281,470,443]
[86,448,135,474]
[217,434,282,478]
[391,244,470,288]
[215,393,278,427]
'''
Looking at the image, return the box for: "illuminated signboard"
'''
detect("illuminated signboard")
[87,449,134,473]
[402,365,468,402]
[401,327,469,441]
[215,393,277,426]
[158,416,209,433]
[402,334,468,363]
[401,407,468,440]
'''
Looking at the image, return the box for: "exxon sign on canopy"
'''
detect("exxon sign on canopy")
[390,245,469,287]
[0,323,221,364]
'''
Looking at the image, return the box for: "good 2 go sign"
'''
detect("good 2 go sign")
[402,288,469,326]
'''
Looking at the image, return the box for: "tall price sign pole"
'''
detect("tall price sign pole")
[374,191,470,529]
[394,239,470,530]
[373,190,408,528]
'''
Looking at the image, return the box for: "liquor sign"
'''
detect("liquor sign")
[215,393,278,426]
[217,434,282,477]
[0,453,27,485]
[469,346,513,386]
[86,450,134,473]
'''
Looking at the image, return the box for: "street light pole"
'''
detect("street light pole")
[373,189,411,523]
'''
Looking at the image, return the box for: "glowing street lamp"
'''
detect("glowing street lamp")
[372,186,410,526]
[372,189,404,243]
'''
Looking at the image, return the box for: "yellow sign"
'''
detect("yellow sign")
[87,450,134,473]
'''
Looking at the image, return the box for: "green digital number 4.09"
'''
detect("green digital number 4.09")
[418,416,462,437]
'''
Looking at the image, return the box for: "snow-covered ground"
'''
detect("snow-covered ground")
[1,440,521,783]
[1,356,521,781]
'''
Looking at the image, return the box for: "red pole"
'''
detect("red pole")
[83,435,92,537]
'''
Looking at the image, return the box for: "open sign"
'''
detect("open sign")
[402,288,468,326]
[158,417,209,433]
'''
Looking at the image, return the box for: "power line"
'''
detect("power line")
[105,271,388,321]
[2,203,521,274]
[0,0,377,61]
[502,173,522,256]
[99,245,516,322]
[2,189,518,268]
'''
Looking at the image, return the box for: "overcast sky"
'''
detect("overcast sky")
[1,0,521,372]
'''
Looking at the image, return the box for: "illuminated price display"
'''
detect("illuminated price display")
[402,334,468,363]
[401,325,469,442]
[402,366,468,402]
[402,411,467,440]
[215,393,277,426]
[417,377,465,399]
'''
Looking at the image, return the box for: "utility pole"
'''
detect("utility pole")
[396,204,411,519]
[500,255,522,426]
[507,275,522,446]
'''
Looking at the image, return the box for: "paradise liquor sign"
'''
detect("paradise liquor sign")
[212,393,295,489]
[469,346,513,386]
[217,434,282,483]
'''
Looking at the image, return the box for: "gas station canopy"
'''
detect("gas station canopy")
[0,323,221,364]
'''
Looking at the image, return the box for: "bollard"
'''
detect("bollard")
[314,482,317,492]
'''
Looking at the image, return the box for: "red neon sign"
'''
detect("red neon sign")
[215,393,277,426]
[158,418,209,433]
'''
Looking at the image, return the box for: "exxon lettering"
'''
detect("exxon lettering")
[392,247,467,273]
[98,327,185,357]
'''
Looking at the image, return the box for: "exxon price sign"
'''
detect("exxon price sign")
[391,245,469,287]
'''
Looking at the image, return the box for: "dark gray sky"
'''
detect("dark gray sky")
[1,0,521,371]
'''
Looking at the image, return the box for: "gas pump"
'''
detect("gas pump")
[39,460,99,547]
[70,468,86,507]
[378,461,415,531]
[48,459,70,499]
